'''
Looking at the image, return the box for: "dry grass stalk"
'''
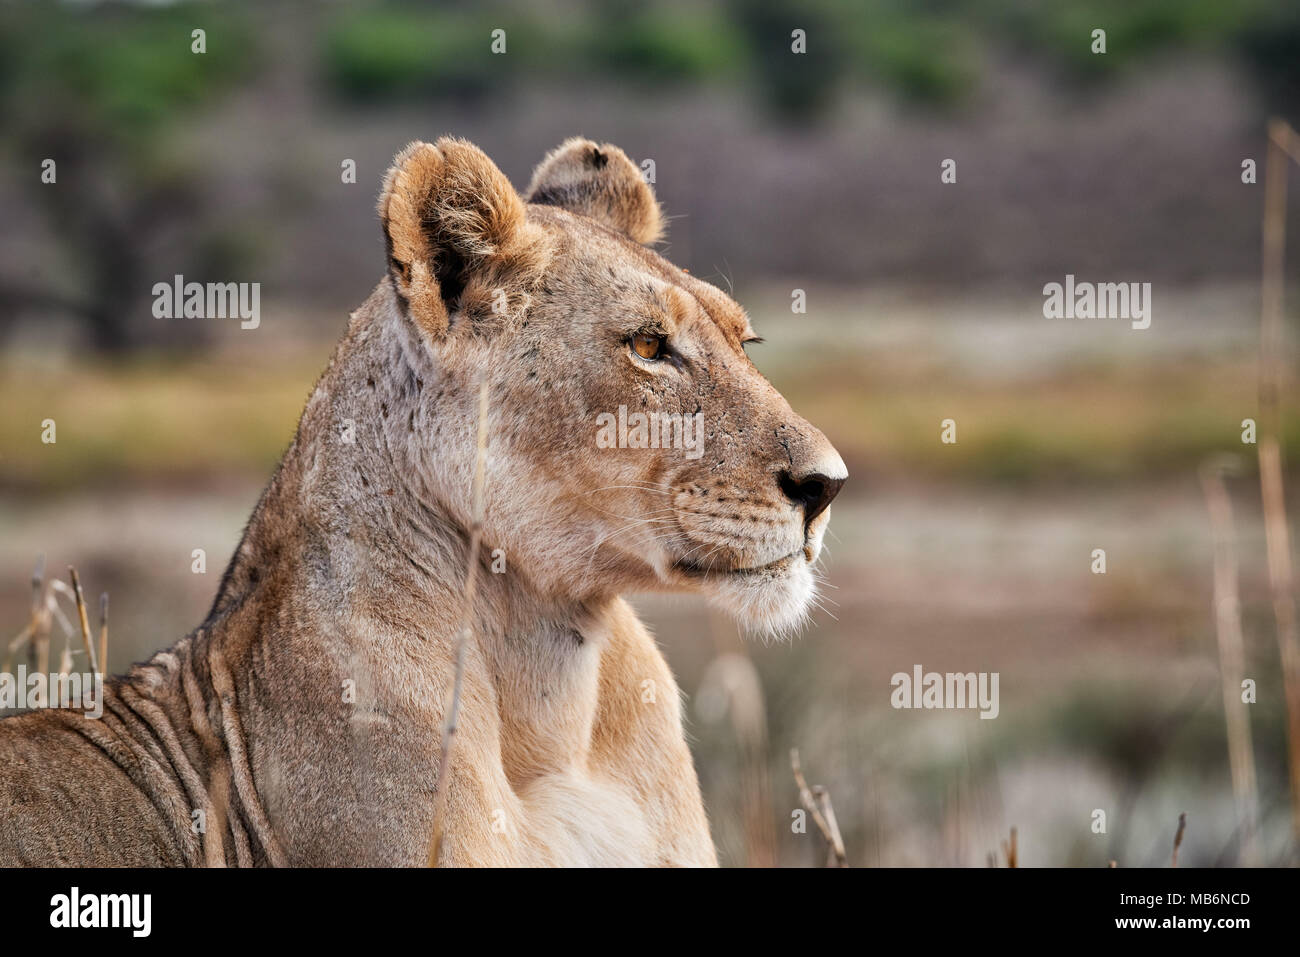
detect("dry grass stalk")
[98,593,109,677]
[790,747,848,867]
[428,377,490,867]
[1259,117,1300,843]
[1199,459,1260,864]
[3,558,45,677]
[4,561,110,714]
[32,562,50,699]
[1002,827,1017,868]
[1171,812,1187,867]
[3,626,31,677]
[30,556,43,609]
[811,785,844,868]
[4,560,102,710]
[67,567,98,676]
[1271,120,1300,165]
[45,580,77,643]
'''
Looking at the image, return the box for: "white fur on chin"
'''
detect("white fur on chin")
[706,558,816,642]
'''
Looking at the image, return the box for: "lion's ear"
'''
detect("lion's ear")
[378,138,531,340]
[524,138,663,245]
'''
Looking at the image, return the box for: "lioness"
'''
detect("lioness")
[0,137,845,866]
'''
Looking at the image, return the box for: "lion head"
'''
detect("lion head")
[375,137,846,637]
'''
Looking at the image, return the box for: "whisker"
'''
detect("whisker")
[583,483,674,495]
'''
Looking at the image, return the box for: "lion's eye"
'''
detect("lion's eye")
[631,333,664,361]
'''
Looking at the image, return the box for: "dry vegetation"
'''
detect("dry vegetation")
[4,559,108,705]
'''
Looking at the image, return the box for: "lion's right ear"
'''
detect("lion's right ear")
[378,138,533,341]
[524,138,663,245]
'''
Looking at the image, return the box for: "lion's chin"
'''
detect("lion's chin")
[699,554,816,642]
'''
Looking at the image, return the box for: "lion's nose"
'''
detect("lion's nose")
[778,470,846,529]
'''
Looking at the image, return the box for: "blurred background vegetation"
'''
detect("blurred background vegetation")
[2,0,1299,866]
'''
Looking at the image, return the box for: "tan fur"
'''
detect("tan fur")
[524,137,664,245]
[0,137,845,867]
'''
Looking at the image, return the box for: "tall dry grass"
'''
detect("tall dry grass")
[3,559,108,708]
[1200,458,1259,864]
[1257,118,1300,848]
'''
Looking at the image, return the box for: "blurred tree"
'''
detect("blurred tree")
[728,0,847,122]
[322,4,493,101]
[1234,3,1300,128]
[0,2,256,351]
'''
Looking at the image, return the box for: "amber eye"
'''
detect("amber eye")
[631,333,664,361]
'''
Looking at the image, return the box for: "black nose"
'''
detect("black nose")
[778,471,845,528]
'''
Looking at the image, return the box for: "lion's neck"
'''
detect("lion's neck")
[202,283,607,770]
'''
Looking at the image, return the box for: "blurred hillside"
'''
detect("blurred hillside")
[2,0,1300,351]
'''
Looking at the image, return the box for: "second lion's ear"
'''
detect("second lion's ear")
[378,138,534,341]
[524,138,663,245]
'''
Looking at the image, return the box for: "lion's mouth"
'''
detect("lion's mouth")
[673,547,807,580]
